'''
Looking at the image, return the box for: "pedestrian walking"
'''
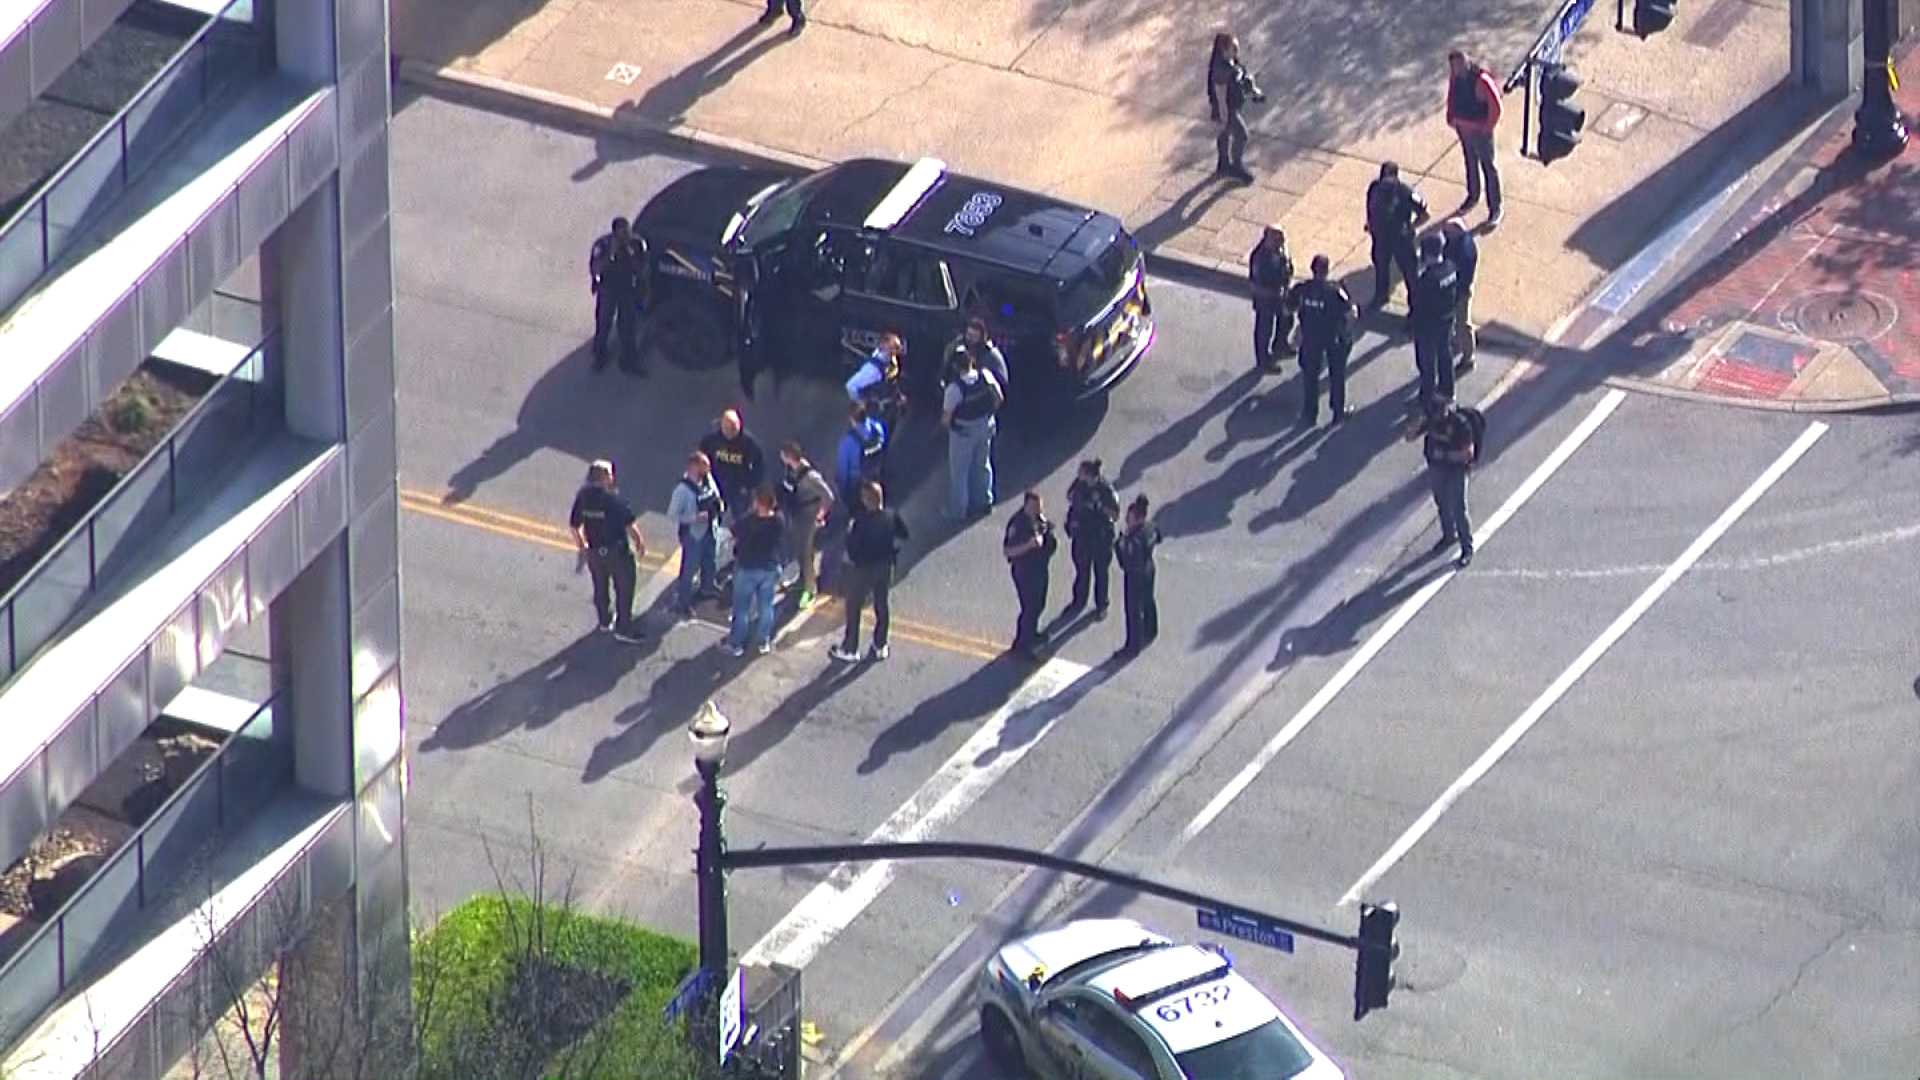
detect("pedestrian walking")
[1364,162,1428,309]
[943,349,1004,519]
[588,217,651,374]
[1115,495,1161,655]
[830,480,910,664]
[697,408,767,523]
[846,332,909,433]
[567,459,647,643]
[776,442,834,607]
[837,402,889,496]
[1062,459,1120,617]
[757,0,805,36]
[1440,217,1480,375]
[1409,233,1461,399]
[1248,225,1296,370]
[1288,254,1358,426]
[1206,33,1264,183]
[667,451,724,615]
[943,316,1011,395]
[725,488,786,656]
[1445,50,1505,228]
[1003,491,1058,658]
[1404,392,1480,569]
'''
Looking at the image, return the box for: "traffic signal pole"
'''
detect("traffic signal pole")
[1853,0,1911,157]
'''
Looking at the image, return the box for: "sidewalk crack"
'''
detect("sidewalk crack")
[835,58,962,142]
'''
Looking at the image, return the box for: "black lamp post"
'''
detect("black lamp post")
[688,701,732,1069]
[1853,0,1910,157]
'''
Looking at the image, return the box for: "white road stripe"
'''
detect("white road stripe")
[741,657,1094,970]
[1339,420,1829,907]
[1179,389,1629,843]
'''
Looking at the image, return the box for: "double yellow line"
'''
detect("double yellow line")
[398,488,1003,660]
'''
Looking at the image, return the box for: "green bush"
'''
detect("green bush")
[413,896,700,1080]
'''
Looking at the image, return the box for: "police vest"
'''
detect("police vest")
[1415,264,1459,323]
[858,426,887,476]
[953,376,998,423]
[1295,282,1346,336]
[680,476,723,518]
[1449,71,1490,122]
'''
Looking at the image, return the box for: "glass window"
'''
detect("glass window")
[1172,1018,1315,1080]
[849,246,954,309]
[740,171,830,250]
[1081,1003,1160,1078]
[1060,228,1142,326]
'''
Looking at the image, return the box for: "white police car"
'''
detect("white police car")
[976,919,1344,1080]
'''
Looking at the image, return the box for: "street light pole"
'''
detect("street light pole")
[1853,0,1910,157]
[687,702,733,1072]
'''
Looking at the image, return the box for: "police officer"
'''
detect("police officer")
[847,332,910,432]
[757,0,805,36]
[568,459,647,642]
[943,349,1004,520]
[1114,494,1162,655]
[1003,491,1058,659]
[588,217,651,374]
[1404,392,1477,569]
[1409,233,1461,399]
[1063,458,1120,617]
[1288,254,1357,426]
[1441,217,1480,375]
[1206,33,1264,183]
[836,402,888,496]
[943,317,1011,395]
[1364,162,1428,310]
[1247,225,1295,370]
[697,408,767,523]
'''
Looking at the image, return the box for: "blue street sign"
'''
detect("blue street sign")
[662,968,710,1023]
[1197,908,1295,954]
[1506,0,1599,91]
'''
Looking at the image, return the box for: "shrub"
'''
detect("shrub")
[413,896,700,1080]
[108,388,157,434]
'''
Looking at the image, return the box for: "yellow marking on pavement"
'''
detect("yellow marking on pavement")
[400,488,1006,660]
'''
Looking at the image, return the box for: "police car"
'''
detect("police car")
[976,919,1345,1080]
[631,157,1154,401]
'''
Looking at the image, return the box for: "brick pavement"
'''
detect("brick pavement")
[385,0,1920,408]
[1570,44,1920,409]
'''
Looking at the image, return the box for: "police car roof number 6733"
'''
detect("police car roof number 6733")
[945,192,1003,237]
[1153,982,1230,1024]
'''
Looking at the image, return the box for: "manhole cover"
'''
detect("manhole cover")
[1788,289,1897,343]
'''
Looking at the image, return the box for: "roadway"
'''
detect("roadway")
[389,88,1920,1079]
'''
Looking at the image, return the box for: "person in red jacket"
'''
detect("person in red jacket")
[1445,50,1505,228]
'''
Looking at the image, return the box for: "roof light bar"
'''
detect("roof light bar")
[863,157,947,232]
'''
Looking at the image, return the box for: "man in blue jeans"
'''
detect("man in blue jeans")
[668,451,724,615]
[726,488,786,655]
[1445,50,1505,229]
[942,349,1004,519]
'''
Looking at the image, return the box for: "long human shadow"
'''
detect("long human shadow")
[420,631,658,753]
[1154,421,1327,539]
[579,644,750,782]
[722,662,874,776]
[857,654,1032,775]
[1115,369,1263,490]
[1246,384,1420,532]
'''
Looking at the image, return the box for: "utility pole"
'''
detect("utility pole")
[1853,0,1910,156]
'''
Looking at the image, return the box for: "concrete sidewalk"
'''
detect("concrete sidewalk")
[392,0,1805,374]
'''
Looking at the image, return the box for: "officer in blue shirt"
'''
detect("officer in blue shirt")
[836,402,889,495]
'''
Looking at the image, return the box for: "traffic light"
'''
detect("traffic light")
[1534,63,1585,165]
[1632,0,1676,37]
[1352,902,1399,1021]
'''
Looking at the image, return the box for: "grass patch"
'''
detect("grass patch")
[414,896,700,1080]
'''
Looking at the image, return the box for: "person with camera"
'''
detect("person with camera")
[1004,490,1059,660]
[1207,32,1265,183]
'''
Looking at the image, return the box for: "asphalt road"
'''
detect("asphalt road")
[389,90,1920,1080]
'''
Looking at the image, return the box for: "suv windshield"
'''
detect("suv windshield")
[740,171,830,249]
[1059,229,1141,327]
[1172,1018,1314,1080]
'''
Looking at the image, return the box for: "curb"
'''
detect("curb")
[1602,373,1915,414]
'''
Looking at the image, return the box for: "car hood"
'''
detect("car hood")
[995,919,1171,986]
[634,167,788,247]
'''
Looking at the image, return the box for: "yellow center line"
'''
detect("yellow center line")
[400,489,1004,660]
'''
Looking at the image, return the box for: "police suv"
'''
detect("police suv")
[631,157,1154,401]
[976,919,1344,1080]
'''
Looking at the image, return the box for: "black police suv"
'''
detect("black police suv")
[631,157,1155,402]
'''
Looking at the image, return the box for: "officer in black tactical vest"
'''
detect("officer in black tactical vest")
[1364,163,1428,310]
[1247,226,1295,371]
[1288,254,1358,426]
[568,459,647,642]
[1409,233,1461,400]
[588,217,651,375]
[1062,458,1120,617]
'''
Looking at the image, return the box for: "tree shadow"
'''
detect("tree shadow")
[575,25,791,182]
[391,0,553,70]
[420,631,655,753]
[857,655,1031,775]
[1017,0,1551,152]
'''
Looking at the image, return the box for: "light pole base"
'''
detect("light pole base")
[1852,103,1911,159]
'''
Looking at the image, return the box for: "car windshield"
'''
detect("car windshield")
[739,171,830,249]
[1172,1017,1315,1080]
[1059,228,1141,326]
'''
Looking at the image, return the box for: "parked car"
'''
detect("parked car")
[631,156,1154,404]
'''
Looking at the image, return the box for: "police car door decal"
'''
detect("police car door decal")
[945,192,1004,237]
